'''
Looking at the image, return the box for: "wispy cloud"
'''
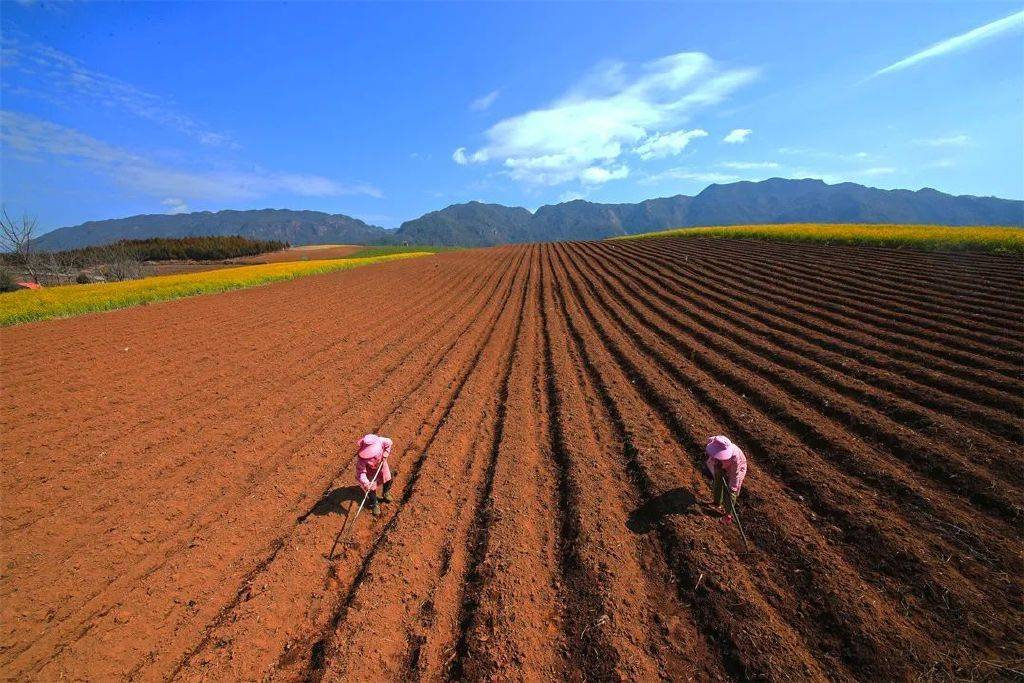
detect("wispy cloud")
[634,128,707,160]
[719,160,778,169]
[1,35,236,147]
[914,134,970,147]
[722,128,751,144]
[470,89,501,112]
[453,51,756,186]
[778,147,874,163]
[874,10,1024,76]
[641,167,741,184]
[642,161,900,188]
[161,198,189,214]
[0,110,381,202]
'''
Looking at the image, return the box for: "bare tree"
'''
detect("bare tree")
[0,208,41,283]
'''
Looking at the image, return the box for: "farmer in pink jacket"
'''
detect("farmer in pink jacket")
[355,433,396,517]
[705,435,747,524]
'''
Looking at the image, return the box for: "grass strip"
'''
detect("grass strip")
[0,252,431,326]
[612,224,1024,254]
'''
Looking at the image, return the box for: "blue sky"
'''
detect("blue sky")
[1,1,1022,234]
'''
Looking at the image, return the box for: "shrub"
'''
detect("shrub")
[0,268,17,293]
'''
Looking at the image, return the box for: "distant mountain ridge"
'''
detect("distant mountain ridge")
[399,179,1023,246]
[33,208,389,251]
[34,178,1024,250]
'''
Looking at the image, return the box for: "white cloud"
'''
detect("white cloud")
[2,36,236,147]
[719,161,779,169]
[470,89,501,111]
[859,166,896,176]
[559,190,586,202]
[722,128,751,143]
[580,164,630,185]
[914,134,970,147]
[778,147,877,163]
[452,147,469,164]
[634,128,707,160]
[161,198,189,214]
[642,167,741,184]
[874,10,1024,76]
[924,159,956,169]
[0,110,381,201]
[454,51,757,185]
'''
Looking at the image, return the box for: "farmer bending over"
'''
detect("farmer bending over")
[705,435,747,524]
[356,433,396,517]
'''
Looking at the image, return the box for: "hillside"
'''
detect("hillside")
[34,179,1024,250]
[33,209,390,251]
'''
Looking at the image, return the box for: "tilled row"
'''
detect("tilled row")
[580,242,1022,528]
[623,239,1021,422]
[0,250,516,679]
[560,243,1020,658]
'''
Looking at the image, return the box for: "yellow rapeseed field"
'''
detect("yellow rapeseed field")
[614,223,1024,254]
[0,252,430,326]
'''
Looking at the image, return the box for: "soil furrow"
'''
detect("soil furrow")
[646,240,1021,382]
[553,243,999,677]
[620,239,1021,413]
[589,241,1022,448]
[307,255,533,682]
[579,242,1024,531]
[678,237,1024,331]
[160,250,526,681]
[3,237,1020,681]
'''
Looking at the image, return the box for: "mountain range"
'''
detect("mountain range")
[33,178,1024,251]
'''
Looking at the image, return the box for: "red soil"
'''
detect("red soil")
[146,245,363,275]
[1,238,1021,681]
[231,244,362,263]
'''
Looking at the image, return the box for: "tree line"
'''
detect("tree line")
[1,211,289,291]
[49,235,290,263]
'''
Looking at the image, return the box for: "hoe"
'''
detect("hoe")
[327,458,385,560]
[727,493,750,551]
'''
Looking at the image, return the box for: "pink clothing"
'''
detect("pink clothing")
[355,434,393,492]
[705,435,747,493]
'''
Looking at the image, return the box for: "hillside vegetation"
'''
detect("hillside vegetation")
[616,223,1024,254]
[51,235,289,263]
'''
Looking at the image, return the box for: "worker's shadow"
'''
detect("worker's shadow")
[307,485,364,517]
[626,488,698,533]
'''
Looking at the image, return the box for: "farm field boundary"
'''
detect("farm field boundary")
[0,251,430,326]
[1,238,1020,680]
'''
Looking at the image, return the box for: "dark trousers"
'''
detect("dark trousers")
[366,469,398,506]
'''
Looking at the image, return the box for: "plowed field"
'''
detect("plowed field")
[2,238,1021,681]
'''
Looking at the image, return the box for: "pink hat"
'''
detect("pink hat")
[358,433,381,459]
[706,435,734,461]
